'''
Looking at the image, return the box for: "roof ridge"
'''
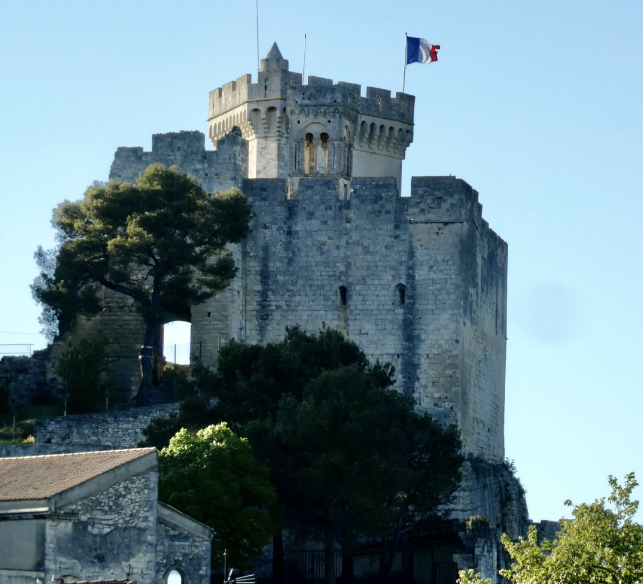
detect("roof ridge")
[2,447,156,460]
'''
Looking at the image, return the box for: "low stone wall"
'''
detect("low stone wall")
[34,403,180,448]
[0,443,115,458]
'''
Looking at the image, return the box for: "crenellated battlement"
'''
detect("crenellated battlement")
[110,130,248,192]
[209,73,414,125]
[206,43,415,184]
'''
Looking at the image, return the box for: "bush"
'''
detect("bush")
[55,338,112,414]
[139,412,183,449]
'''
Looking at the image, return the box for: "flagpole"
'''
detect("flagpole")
[402,33,407,93]
[256,0,260,72]
[303,34,307,82]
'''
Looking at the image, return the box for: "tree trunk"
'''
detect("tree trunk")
[341,530,354,584]
[378,534,388,582]
[380,527,402,583]
[273,532,285,583]
[325,526,336,584]
[136,322,158,407]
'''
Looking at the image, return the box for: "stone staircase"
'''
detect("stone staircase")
[149,377,179,405]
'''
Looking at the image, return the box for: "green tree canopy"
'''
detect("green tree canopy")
[142,327,463,582]
[158,423,281,570]
[458,473,643,584]
[140,326,373,443]
[31,245,59,342]
[259,364,463,584]
[33,164,252,404]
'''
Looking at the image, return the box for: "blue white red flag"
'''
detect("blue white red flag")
[406,37,440,64]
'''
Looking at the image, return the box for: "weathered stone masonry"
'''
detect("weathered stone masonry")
[58,44,510,461]
[34,404,179,449]
[33,43,522,583]
[0,450,212,584]
[195,175,507,459]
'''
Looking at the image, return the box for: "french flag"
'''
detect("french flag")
[406,37,440,64]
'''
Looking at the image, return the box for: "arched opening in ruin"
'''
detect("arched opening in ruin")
[166,569,183,584]
[162,321,192,369]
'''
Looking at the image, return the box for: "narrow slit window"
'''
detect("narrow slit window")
[397,284,406,305]
[339,286,347,306]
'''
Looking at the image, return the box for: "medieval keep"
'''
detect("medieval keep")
[102,42,508,460]
[0,43,535,584]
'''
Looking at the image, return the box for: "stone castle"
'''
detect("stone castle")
[2,43,533,584]
[82,42,509,460]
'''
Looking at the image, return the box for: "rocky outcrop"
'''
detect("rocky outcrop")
[449,457,530,582]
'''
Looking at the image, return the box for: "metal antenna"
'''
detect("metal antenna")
[256,0,260,71]
[303,34,307,82]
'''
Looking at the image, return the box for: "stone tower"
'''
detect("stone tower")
[81,44,509,461]
[208,42,414,190]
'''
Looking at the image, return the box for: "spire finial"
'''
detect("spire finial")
[260,42,289,72]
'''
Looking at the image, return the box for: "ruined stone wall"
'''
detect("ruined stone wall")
[190,175,507,459]
[70,129,250,399]
[110,130,248,192]
[34,404,179,448]
[46,471,158,584]
[0,348,58,408]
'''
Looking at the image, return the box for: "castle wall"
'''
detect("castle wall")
[189,175,507,459]
[73,129,507,459]
[109,129,248,193]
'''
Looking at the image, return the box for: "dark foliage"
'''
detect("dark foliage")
[55,337,111,414]
[32,164,253,405]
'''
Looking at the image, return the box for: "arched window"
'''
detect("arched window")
[339,286,348,306]
[396,284,406,306]
[359,121,367,145]
[249,108,262,134]
[167,570,182,584]
[343,126,352,176]
[266,107,277,133]
[304,133,315,174]
[318,133,329,173]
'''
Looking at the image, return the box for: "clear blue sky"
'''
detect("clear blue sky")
[1,0,641,523]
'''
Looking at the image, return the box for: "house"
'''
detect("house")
[0,449,212,584]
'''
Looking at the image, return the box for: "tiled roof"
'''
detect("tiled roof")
[0,448,155,501]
